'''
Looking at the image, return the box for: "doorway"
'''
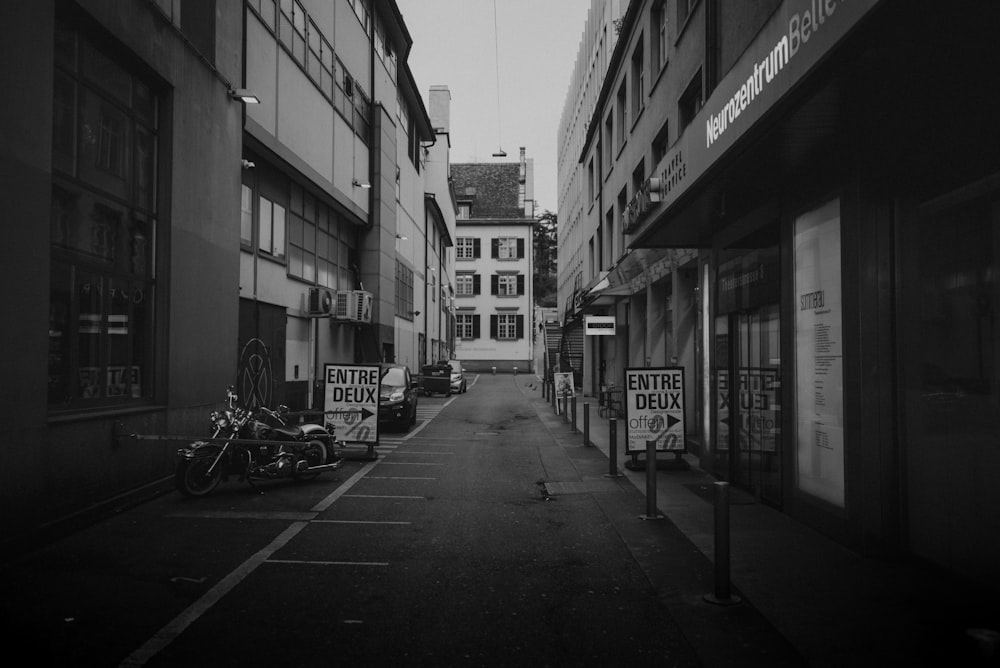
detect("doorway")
[711,229,782,505]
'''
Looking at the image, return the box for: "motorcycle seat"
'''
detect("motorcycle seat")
[270,426,302,439]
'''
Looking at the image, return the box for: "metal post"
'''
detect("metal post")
[604,416,622,477]
[571,396,577,432]
[640,440,663,520]
[561,394,568,422]
[583,403,591,447]
[542,378,547,400]
[704,481,741,605]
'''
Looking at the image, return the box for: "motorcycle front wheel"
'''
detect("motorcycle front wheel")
[175,447,224,497]
[293,440,327,481]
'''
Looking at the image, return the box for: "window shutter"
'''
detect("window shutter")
[473,274,481,295]
[515,315,524,339]
[473,315,481,338]
[490,314,498,339]
[491,238,499,258]
[473,238,481,258]
[517,238,525,258]
[517,274,525,295]
[491,275,498,295]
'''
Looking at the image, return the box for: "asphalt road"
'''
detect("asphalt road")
[2,374,800,667]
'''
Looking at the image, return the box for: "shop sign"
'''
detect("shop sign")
[622,177,663,233]
[584,315,616,335]
[323,363,380,443]
[625,367,686,454]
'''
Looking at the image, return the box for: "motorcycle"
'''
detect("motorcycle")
[175,386,343,497]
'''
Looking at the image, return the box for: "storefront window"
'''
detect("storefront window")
[49,22,158,408]
[793,199,844,507]
[899,182,999,582]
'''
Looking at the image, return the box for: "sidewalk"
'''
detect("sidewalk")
[520,375,1000,667]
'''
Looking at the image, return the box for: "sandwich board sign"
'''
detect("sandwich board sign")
[323,363,380,444]
[625,367,686,454]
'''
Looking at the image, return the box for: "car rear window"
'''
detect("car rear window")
[381,367,406,385]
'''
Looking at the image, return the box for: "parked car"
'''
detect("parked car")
[447,359,467,393]
[378,364,418,431]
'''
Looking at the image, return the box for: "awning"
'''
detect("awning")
[585,248,689,300]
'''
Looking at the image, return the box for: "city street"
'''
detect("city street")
[2,373,799,667]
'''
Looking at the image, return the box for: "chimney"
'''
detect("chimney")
[429,85,451,134]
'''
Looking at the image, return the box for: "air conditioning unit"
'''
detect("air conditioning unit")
[307,287,333,316]
[333,290,373,323]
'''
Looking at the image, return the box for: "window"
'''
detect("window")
[395,260,414,319]
[616,80,627,148]
[492,237,524,260]
[587,158,595,203]
[457,203,471,219]
[49,19,159,408]
[490,313,524,340]
[677,0,699,27]
[258,195,286,258]
[492,273,524,297]
[279,0,307,65]
[678,70,703,133]
[652,119,670,165]
[604,113,613,173]
[335,57,353,125]
[651,1,668,74]
[307,18,334,99]
[241,184,253,246]
[631,36,645,123]
[348,0,370,34]
[456,313,480,339]
[456,273,479,296]
[456,237,479,259]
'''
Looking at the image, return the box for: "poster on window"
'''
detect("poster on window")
[794,199,845,507]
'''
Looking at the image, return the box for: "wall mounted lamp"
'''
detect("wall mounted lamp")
[241,159,255,169]
[352,179,371,189]
[229,88,261,104]
[409,310,421,317]
[395,234,408,240]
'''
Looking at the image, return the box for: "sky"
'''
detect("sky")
[394,0,593,216]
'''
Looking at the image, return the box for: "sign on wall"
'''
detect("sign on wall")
[625,367,686,454]
[323,363,380,444]
[585,315,616,335]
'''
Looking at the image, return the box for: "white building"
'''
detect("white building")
[450,149,536,373]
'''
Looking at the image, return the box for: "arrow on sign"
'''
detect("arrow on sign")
[325,407,375,422]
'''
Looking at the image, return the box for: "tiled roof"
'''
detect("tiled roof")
[451,163,523,219]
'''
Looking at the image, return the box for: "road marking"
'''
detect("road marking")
[312,520,412,525]
[169,511,317,521]
[120,521,309,667]
[391,451,454,455]
[365,476,436,480]
[377,462,446,466]
[266,559,389,567]
[342,494,425,499]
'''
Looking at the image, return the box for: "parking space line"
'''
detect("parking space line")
[312,520,411,525]
[365,476,436,480]
[266,559,389,567]
[391,451,454,455]
[342,494,425,499]
[120,521,309,667]
[378,462,446,466]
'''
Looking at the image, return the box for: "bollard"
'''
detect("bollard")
[542,379,547,400]
[513,366,518,377]
[561,394,568,422]
[571,396,578,432]
[704,481,741,605]
[640,440,663,520]
[604,416,622,477]
[583,403,592,447]
[492,366,497,375]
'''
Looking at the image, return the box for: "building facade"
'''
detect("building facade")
[2,0,453,549]
[560,0,1000,591]
[451,150,536,373]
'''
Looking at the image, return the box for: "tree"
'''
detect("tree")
[533,210,558,306]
